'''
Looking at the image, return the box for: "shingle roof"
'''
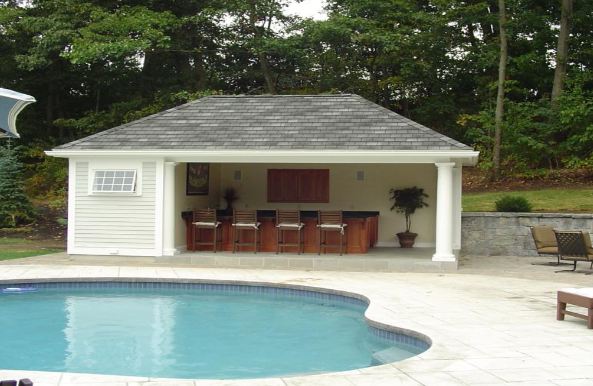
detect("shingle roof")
[55,94,472,151]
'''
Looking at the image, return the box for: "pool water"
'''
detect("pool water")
[0,283,425,379]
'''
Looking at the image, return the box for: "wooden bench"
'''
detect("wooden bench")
[557,288,593,329]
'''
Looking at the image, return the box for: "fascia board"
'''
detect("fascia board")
[46,149,479,165]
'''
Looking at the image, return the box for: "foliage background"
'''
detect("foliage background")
[1,0,592,209]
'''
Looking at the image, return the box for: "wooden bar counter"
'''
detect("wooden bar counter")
[182,210,379,254]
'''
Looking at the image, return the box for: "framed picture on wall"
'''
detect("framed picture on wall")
[186,163,209,195]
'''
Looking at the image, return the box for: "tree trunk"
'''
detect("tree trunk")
[95,87,101,113]
[141,51,159,97]
[258,51,277,94]
[193,53,207,90]
[551,0,573,104]
[369,64,378,102]
[493,0,507,180]
[402,97,410,118]
[45,82,56,137]
[248,1,277,94]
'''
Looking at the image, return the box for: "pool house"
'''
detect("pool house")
[47,94,478,267]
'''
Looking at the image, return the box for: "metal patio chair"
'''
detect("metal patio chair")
[554,230,593,272]
[530,225,561,265]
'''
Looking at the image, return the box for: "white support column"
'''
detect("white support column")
[433,162,456,262]
[162,162,178,256]
[452,165,462,251]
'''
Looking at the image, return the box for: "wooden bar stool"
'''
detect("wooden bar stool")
[192,209,221,252]
[232,209,260,253]
[317,210,348,255]
[276,209,305,254]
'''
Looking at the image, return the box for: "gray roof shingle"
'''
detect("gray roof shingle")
[55,94,472,151]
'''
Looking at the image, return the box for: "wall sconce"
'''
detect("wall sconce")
[356,170,364,181]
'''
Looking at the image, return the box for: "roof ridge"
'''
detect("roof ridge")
[56,96,212,149]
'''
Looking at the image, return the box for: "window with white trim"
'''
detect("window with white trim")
[92,170,137,193]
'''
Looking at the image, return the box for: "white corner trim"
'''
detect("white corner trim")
[154,160,165,256]
[67,159,77,254]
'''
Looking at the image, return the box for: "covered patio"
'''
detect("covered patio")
[169,160,466,269]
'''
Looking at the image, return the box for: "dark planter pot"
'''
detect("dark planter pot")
[397,232,418,248]
[224,200,236,215]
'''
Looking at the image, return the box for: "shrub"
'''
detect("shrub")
[22,145,67,198]
[495,195,533,212]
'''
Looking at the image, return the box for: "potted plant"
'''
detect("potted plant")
[389,186,429,248]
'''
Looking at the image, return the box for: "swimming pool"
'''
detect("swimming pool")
[0,281,429,379]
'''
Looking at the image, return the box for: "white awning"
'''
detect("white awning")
[0,88,36,138]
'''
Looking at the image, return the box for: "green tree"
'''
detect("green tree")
[493,0,508,180]
[2,0,593,186]
[551,0,573,104]
[0,142,34,227]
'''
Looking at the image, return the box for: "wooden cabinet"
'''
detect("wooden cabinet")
[268,169,329,203]
[267,169,299,202]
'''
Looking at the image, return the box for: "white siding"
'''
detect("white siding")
[74,161,156,252]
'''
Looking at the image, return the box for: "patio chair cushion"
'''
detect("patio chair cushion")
[537,246,558,254]
[232,222,261,229]
[318,224,347,229]
[277,222,304,229]
[531,226,557,250]
[193,221,221,227]
[318,223,348,234]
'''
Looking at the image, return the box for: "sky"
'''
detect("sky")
[285,0,328,20]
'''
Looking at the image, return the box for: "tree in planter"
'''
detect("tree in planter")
[222,187,240,214]
[389,186,428,248]
[0,143,34,227]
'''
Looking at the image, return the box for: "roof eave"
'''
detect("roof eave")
[46,149,479,166]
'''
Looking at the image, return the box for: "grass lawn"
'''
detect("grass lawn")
[462,188,593,212]
[0,237,64,261]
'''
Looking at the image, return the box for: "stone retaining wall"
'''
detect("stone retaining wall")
[461,212,593,256]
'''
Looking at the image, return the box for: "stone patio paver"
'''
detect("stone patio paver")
[0,254,592,385]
